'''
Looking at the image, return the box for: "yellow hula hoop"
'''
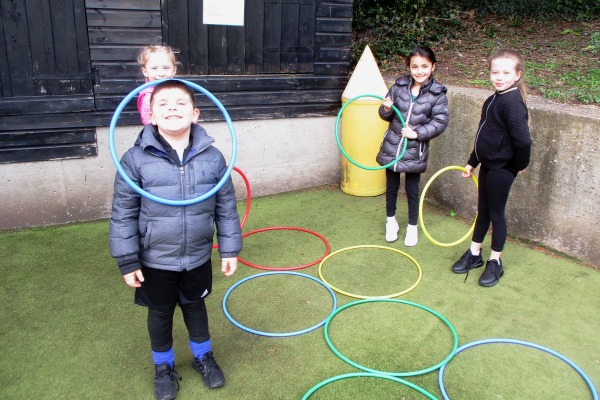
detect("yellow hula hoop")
[419,166,479,247]
[318,245,422,299]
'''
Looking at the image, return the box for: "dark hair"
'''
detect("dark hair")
[488,49,527,100]
[405,46,437,67]
[149,79,195,107]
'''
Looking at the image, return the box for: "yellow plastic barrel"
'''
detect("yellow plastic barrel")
[339,96,388,196]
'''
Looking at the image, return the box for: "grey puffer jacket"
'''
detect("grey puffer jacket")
[376,74,449,173]
[109,123,242,275]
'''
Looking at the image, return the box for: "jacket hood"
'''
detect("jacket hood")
[394,74,447,95]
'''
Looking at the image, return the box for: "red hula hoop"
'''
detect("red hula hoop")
[213,166,252,250]
[237,226,331,271]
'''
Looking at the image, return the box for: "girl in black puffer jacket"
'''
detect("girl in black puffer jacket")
[376,46,449,246]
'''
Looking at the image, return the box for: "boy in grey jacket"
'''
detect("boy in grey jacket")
[109,79,242,400]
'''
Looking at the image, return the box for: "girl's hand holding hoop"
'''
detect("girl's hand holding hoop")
[382,97,393,112]
[401,127,418,139]
[462,165,475,178]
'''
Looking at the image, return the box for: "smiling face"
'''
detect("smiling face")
[409,54,436,87]
[150,87,199,138]
[489,57,522,91]
[142,52,177,81]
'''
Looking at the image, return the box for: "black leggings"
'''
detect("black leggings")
[386,169,421,225]
[472,165,516,252]
[147,300,210,352]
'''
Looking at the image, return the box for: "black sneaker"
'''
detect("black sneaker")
[154,363,181,400]
[479,259,504,287]
[192,351,225,388]
[451,249,484,274]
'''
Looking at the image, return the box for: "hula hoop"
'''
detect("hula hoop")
[212,166,251,249]
[301,372,439,400]
[419,166,479,247]
[318,245,422,299]
[108,78,237,206]
[324,298,458,377]
[222,271,337,337]
[335,94,408,170]
[438,338,599,400]
[237,226,331,271]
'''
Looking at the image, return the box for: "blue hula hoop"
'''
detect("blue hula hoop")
[222,271,337,337]
[301,372,439,400]
[108,78,237,206]
[438,338,598,400]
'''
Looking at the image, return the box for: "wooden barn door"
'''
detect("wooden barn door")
[0,0,97,163]
[162,0,316,75]
[0,0,95,111]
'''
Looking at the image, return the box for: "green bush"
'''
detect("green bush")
[352,0,599,68]
[454,0,599,20]
[352,0,462,66]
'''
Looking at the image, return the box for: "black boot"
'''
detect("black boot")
[479,259,504,287]
[451,249,484,274]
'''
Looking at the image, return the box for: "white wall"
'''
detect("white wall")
[0,117,341,229]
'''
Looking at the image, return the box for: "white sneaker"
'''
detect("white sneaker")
[385,218,399,242]
[404,224,418,247]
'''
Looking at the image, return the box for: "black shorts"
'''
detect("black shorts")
[134,259,213,309]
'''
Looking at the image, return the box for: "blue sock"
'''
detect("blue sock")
[152,348,175,368]
[189,339,211,361]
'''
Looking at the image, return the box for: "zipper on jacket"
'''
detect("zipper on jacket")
[393,137,404,173]
[180,162,187,267]
[474,94,496,162]
[394,99,415,172]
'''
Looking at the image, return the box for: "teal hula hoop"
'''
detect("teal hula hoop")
[335,94,407,170]
[108,78,237,206]
[324,298,459,376]
[301,372,439,400]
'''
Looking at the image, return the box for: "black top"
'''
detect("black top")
[468,86,532,174]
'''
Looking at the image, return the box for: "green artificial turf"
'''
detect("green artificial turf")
[1,185,598,399]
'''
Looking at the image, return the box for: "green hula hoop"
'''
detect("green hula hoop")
[318,245,422,299]
[419,166,479,247]
[324,298,459,377]
[335,94,408,170]
[301,372,439,400]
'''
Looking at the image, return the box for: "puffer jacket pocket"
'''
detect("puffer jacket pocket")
[142,224,153,250]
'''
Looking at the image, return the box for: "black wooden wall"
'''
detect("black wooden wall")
[0,0,97,162]
[0,0,352,163]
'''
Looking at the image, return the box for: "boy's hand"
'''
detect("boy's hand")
[222,257,238,276]
[123,269,144,288]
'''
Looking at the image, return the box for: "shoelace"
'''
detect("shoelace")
[464,267,473,283]
[157,367,182,382]
[463,257,482,283]
[203,354,220,370]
